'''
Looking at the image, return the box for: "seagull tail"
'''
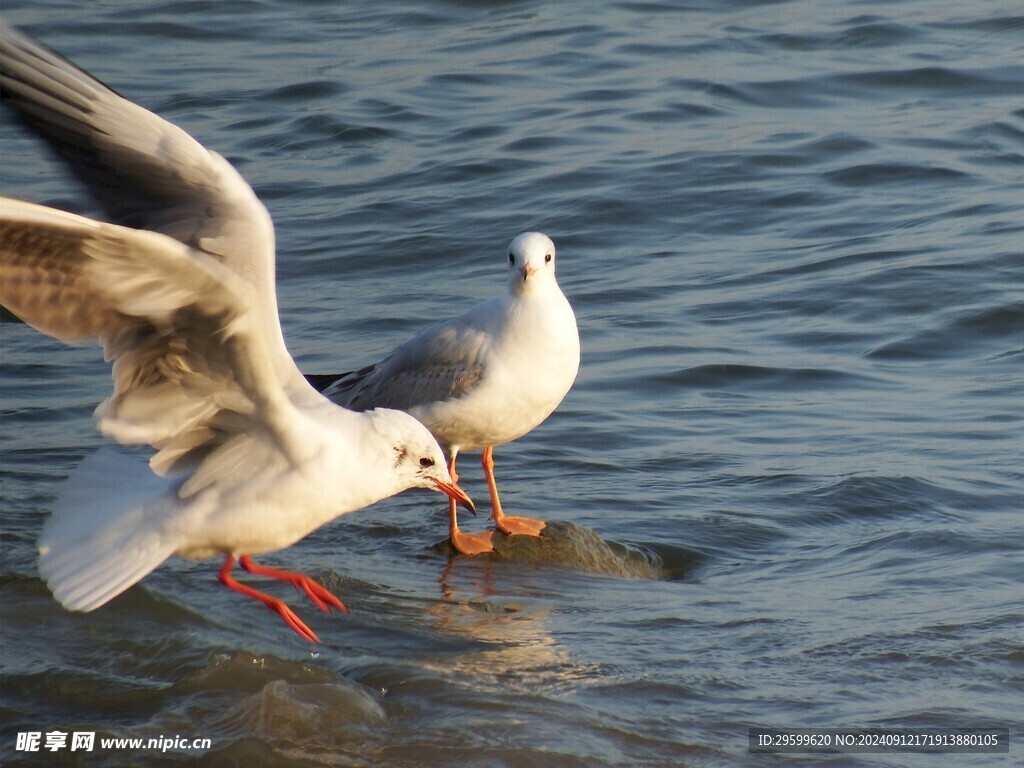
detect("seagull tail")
[38,449,179,612]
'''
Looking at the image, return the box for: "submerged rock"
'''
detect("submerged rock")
[433,520,692,580]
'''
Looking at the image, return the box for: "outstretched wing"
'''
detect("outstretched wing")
[0,198,307,494]
[0,22,299,384]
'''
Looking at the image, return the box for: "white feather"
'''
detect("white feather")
[38,450,180,612]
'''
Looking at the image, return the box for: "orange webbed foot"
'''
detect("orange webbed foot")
[493,514,547,538]
[451,528,496,556]
[239,555,347,614]
[272,600,322,643]
[219,555,326,643]
[480,447,545,539]
[291,574,348,614]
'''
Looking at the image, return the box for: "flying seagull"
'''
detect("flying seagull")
[0,23,477,642]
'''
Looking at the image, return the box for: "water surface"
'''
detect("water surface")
[1,1,1021,766]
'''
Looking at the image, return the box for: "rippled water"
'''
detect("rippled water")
[1,1,1022,766]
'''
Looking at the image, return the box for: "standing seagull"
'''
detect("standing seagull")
[0,24,476,643]
[310,231,580,555]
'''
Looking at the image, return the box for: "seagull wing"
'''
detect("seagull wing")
[318,309,493,412]
[0,198,308,495]
[0,22,299,386]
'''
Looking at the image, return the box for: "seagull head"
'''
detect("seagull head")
[506,232,558,296]
[371,409,475,513]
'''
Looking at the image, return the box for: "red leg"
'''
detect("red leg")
[238,554,347,613]
[447,452,494,555]
[483,447,546,537]
[218,555,320,643]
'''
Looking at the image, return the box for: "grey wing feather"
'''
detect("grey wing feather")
[0,23,303,395]
[322,316,489,412]
[0,22,274,283]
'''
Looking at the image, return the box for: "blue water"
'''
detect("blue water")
[1,1,1021,766]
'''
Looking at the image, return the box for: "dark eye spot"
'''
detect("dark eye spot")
[508,252,514,264]
[419,457,434,468]
[545,253,553,263]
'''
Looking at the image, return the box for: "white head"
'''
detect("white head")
[367,409,474,512]
[506,232,558,296]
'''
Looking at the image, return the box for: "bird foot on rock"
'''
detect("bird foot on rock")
[493,515,547,538]
[450,528,496,556]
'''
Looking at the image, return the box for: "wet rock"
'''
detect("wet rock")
[432,520,686,580]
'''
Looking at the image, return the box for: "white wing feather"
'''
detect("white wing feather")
[0,198,310,490]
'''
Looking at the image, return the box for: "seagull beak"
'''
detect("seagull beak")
[521,263,537,282]
[432,477,476,515]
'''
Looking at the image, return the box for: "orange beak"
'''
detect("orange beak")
[432,477,476,515]
[521,263,537,282]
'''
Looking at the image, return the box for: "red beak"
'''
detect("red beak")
[521,264,537,282]
[432,477,476,515]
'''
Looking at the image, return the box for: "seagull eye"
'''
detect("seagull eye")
[508,252,514,264]
[419,457,435,468]
[545,253,553,263]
